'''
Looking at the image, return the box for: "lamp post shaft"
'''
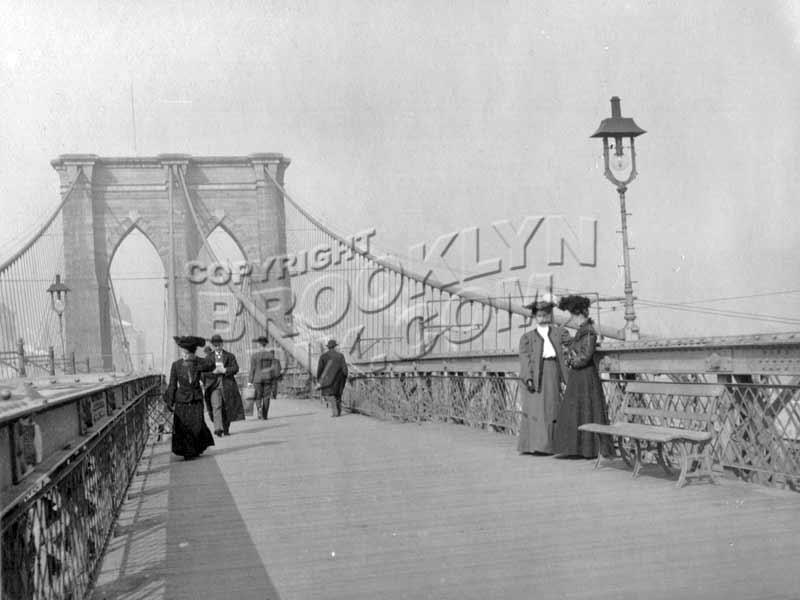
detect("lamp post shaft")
[58,313,66,364]
[616,186,639,341]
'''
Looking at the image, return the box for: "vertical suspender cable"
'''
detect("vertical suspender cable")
[167,166,178,355]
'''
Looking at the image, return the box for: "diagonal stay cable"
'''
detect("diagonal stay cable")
[260,166,625,339]
[174,165,314,372]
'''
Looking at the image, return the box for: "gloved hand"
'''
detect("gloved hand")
[525,378,535,393]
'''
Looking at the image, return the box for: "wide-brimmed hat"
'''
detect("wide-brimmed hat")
[253,336,269,345]
[173,335,206,353]
[210,334,224,344]
[558,294,592,315]
[326,339,338,349]
[523,292,558,312]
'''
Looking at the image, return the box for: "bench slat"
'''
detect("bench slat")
[623,382,725,397]
[579,422,712,443]
[622,406,715,422]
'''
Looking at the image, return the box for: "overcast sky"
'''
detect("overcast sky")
[1,0,799,349]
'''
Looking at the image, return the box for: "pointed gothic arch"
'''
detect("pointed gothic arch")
[51,153,291,368]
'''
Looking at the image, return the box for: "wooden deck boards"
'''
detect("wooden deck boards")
[92,397,800,600]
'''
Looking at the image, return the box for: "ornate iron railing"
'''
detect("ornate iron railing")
[344,371,800,491]
[346,372,521,432]
[1,375,163,600]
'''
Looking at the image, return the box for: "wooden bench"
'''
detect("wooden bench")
[579,381,725,488]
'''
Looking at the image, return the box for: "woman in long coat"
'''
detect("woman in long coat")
[553,295,612,458]
[517,295,570,454]
[164,336,216,459]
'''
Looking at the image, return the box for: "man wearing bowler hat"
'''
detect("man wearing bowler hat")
[316,339,349,417]
[203,334,245,435]
[248,335,282,419]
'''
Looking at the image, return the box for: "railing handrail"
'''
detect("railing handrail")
[0,374,152,427]
[0,378,161,523]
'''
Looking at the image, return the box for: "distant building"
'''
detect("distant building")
[113,297,151,371]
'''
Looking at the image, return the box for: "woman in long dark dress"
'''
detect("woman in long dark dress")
[553,295,612,458]
[164,336,216,460]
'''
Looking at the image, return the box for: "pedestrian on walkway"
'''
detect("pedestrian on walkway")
[248,336,282,420]
[164,336,216,460]
[553,295,612,458]
[202,334,245,436]
[517,293,570,455]
[316,339,348,417]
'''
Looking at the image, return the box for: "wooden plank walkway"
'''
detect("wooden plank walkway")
[92,396,800,600]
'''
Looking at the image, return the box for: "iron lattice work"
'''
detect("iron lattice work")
[1,377,163,600]
[346,372,522,434]
[602,376,800,489]
[342,371,800,491]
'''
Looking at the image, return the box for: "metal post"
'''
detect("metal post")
[86,357,91,373]
[617,186,639,341]
[71,352,76,375]
[58,313,66,367]
[17,338,26,377]
[48,346,55,376]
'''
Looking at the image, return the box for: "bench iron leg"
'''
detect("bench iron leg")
[700,441,716,485]
[656,443,673,476]
[632,439,643,478]
[594,435,613,470]
[617,437,633,468]
[676,442,690,488]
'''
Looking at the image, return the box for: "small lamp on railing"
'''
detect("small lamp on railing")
[591,96,646,341]
[47,274,70,364]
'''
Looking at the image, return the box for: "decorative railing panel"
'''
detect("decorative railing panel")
[346,372,522,433]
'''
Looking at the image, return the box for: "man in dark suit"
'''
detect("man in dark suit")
[248,336,282,420]
[203,334,245,435]
[316,339,349,417]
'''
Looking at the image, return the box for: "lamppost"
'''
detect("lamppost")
[47,274,70,364]
[591,96,646,341]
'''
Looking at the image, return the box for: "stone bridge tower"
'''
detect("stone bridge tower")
[52,153,291,369]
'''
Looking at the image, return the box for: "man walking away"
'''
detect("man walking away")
[249,336,282,419]
[316,339,348,417]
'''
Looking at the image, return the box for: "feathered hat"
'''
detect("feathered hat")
[173,336,206,353]
[523,291,558,313]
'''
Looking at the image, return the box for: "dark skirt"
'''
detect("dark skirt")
[172,401,214,458]
[517,360,560,454]
[553,365,611,458]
